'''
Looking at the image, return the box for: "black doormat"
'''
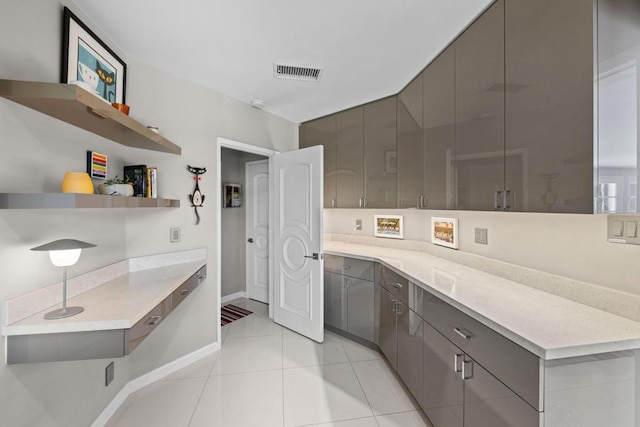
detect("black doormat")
[221,304,253,326]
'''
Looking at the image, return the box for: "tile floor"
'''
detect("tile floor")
[106,298,431,427]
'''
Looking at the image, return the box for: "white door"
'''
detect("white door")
[245,160,269,303]
[272,146,324,342]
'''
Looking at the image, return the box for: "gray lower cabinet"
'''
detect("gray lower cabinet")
[346,277,376,342]
[397,296,424,404]
[378,285,398,369]
[324,270,346,330]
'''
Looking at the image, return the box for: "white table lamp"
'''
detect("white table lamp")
[31,239,97,320]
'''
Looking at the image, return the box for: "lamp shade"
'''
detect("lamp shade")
[31,239,97,266]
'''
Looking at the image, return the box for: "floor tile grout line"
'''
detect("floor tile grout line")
[348,358,377,419]
[291,414,380,427]
[186,375,212,427]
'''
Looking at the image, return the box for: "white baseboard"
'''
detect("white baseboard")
[221,291,247,304]
[91,341,221,427]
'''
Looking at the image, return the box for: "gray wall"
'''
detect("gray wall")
[0,1,297,425]
[221,148,266,298]
[324,209,640,296]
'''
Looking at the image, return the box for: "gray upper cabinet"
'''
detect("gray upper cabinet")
[423,45,456,210]
[364,97,397,208]
[300,115,337,208]
[505,0,593,213]
[397,76,423,208]
[596,0,640,214]
[336,107,365,208]
[455,0,505,211]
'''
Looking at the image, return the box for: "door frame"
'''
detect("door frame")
[216,137,278,344]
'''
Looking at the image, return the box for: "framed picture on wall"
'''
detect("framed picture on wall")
[431,217,458,249]
[374,215,403,239]
[61,7,127,104]
[223,183,241,208]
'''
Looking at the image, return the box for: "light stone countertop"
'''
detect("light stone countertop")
[2,259,205,336]
[325,241,640,360]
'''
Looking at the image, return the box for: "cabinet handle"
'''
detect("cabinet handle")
[331,198,336,208]
[180,288,190,296]
[363,198,368,208]
[417,196,422,209]
[395,300,403,315]
[147,315,162,326]
[504,189,511,210]
[454,353,463,373]
[389,282,404,289]
[462,359,473,380]
[359,198,363,208]
[453,327,471,340]
[494,190,503,210]
[391,299,399,314]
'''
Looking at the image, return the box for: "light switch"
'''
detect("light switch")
[626,221,638,238]
[613,220,624,237]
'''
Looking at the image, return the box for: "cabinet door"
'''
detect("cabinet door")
[302,115,337,208]
[324,271,346,330]
[378,285,398,369]
[422,320,463,427]
[397,301,423,404]
[506,0,593,213]
[464,357,540,427]
[336,107,365,208]
[346,278,375,342]
[455,0,505,211]
[364,97,397,208]
[397,76,423,208]
[423,45,455,210]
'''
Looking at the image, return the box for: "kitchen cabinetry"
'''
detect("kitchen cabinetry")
[300,115,337,207]
[397,75,423,208]
[505,0,593,213]
[336,107,365,208]
[364,97,397,208]
[323,255,376,342]
[454,0,505,211]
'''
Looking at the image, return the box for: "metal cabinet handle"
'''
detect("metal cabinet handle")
[454,353,463,373]
[504,189,511,210]
[343,265,352,270]
[247,238,254,243]
[359,198,363,208]
[454,327,471,340]
[180,288,190,296]
[462,359,473,380]
[389,282,404,289]
[363,198,368,208]
[147,315,162,326]
[331,198,336,208]
[494,190,503,210]
[417,196,422,209]
[422,196,428,208]
[391,299,399,314]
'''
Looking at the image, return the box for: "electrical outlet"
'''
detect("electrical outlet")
[355,219,362,230]
[105,362,115,387]
[170,227,181,243]
[475,227,488,245]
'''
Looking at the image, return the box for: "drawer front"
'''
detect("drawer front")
[127,298,171,354]
[420,293,541,410]
[325,255,375,281]
[378,264,409,305]
[172,265,206,310]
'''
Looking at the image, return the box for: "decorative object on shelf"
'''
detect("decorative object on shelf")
[111,103,130,115]
[97,175,133,196]
[431,217,458,249]
[374,215,403,239]
[30,239,97,319]
[123,165,147,197]
[61,7,127,104]
[86,150,107,179]
[223,183,242,208]
[61,171,94,194]
[188,165,206,224]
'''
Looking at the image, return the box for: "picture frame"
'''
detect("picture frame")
[431,217,459,249]
[374,215,403,239]
[223,183,242,208]
[86,151,107,179]
[61,7,127,104]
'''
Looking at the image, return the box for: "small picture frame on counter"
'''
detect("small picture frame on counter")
[374,215,403,239]
[431,217,458,249]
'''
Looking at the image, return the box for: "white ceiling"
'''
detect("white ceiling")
[73,0,492,123]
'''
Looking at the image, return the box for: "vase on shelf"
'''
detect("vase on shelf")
[97,183,134,197]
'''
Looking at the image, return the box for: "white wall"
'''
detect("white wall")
[324,209,640,295]
[0,1,298,425]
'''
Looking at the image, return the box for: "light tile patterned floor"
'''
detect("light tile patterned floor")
[106,298,431,427]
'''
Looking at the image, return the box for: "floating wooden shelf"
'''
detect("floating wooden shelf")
[0,79,181,155]
[0,193,180,209]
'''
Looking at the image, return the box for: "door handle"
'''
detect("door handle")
[304,253,322,260]
[247,238,254,243]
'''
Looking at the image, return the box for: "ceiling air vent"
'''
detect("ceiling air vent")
[273,63,323,82]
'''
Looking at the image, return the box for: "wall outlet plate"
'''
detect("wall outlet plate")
[355,219,362,230]
[105,361,114,387]
[170,227,181,243]
[475,227,488,245]
[607,215,640,245]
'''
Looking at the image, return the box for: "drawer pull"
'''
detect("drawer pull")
[343,265,352,270]
[180,288,191,296]
[147,315,162,326]
[389,282,404,289]
[454,353,463,373]
[454,327,471,340]
[462,359,473,380]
